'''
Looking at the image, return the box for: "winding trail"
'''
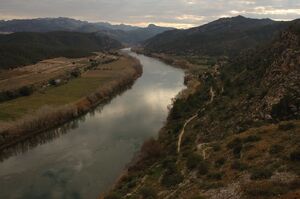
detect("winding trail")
[177,114,198,153]
[177,86,215,153]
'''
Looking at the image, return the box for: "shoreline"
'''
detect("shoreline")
[0,55,143,156]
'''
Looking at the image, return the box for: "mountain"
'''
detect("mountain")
[107,19,300,199]
[143,15,291,57]
[95,24,174,44]
[0,17,87,32]
[0,32,122,69]
[124,24,175,44]
[0,17,173,44]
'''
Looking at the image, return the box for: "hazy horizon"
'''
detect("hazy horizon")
[0,0,299,29]
[0,15,299,30]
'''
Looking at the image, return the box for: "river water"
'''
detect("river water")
[0,49,185,199]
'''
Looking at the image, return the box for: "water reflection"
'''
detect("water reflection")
[0,105,105,162]
[0,50,185,199]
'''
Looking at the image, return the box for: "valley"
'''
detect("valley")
[0,13,299,199]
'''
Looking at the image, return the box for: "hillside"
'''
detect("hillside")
[143,16,290,57]
[105,20,300,199]
[0,32,122,69]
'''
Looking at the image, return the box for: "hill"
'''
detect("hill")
[143,16,291,57]
[106,19,300,199]
[0,31,122,69]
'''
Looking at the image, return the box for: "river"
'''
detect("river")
[0,49,186,199]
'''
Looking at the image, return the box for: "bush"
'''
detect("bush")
[198,161,209,175]
[207,172,223,180]
[243,135,261,143]
[227,137,242,149]
[48,79,55,85]
[278,123,296,131]
[140,138,163,160]
[139,187,157,199]
[269,144,284,155]
[161,170,183,188]
[233,145,243,158]
[250,168,273,180]
[70,69,81,78]
[212,143,221,151]
[215,157,226,168]
[186,153,203,170]
[290,149,300,162]
[19,86,33,96]
[231,161,247,171]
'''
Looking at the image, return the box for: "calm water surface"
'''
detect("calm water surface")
[0,49,185,199]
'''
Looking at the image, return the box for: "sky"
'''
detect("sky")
[0,0,300,28]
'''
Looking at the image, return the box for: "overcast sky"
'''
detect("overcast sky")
[0,0,299,28]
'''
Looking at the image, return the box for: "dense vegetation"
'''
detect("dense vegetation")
[0,31,122,69]
[143,16,290,57]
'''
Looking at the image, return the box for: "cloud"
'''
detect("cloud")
[0,0,299,28]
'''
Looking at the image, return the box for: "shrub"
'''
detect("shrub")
[207,172,223,180]
[278,123,296,131]
[250,168,273,180]
[161,170,183,188]
[215,157,226,168]
[198,161,209,175]
[70,69,81,78]
[212,143,221,151]
[186,153,203,170]
[243,135,261,143]
[139,187,157,199]
[290,149,300,162]
[233,145,243,158]
[227,137,242,149]
[19,86,33,96]
[48,79,56,86]
[140,138,163,160]
[231,161,247,171]
[269,144,284,155]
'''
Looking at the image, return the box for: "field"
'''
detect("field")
[0,55,139,121]
[0,53,116,91]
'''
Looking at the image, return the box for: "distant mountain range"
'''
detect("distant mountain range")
[143,15,292,57]
[0,17,174,44]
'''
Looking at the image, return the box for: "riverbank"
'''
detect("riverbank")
[0,54,142,153]
[100,50,209,199]
[105,44,300,198]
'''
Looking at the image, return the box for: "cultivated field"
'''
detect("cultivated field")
[0,52,117,92]
[0,54,139,121]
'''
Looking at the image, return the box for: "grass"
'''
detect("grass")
[0,57,136,121]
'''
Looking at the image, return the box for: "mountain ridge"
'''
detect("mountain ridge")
[143,16,293,57]
[0,17,174,44]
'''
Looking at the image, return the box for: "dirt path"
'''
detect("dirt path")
[177,114,198,153]
[177,86,215,153]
